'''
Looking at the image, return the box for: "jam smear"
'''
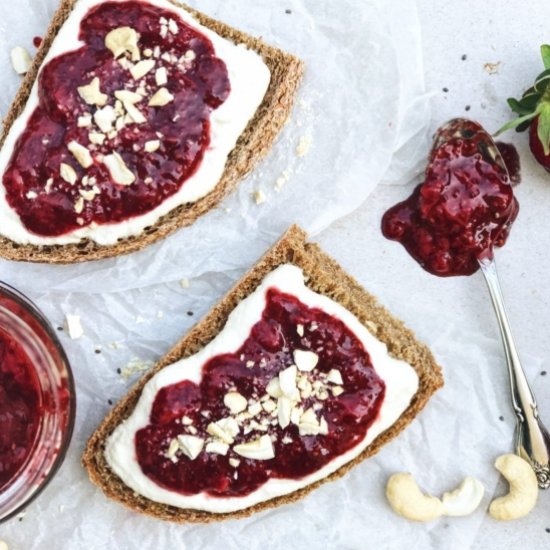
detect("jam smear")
[135,289,386,498]
[0,328,41,492]
[3,1,230,237]
[33,36,43,48]
[382,119,520,277]
[495,142,521,185]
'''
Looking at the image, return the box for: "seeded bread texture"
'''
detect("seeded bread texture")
[82,225,444,523]
[0,0,304,263]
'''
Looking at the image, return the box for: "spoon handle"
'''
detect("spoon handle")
[479,257,550,488]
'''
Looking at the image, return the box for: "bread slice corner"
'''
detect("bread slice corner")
[0,0,304,263]
[82,224,444,523]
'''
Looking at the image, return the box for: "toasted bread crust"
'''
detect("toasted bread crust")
[82,225,444,523]
[0,0,304,263]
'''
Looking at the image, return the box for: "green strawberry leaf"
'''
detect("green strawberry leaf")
[534,69,550,93]
[519,92,541,111]
[516,119,534,132]
[494,109,540,136]
[508,96,539,115]
[537,104,550,155]
[541,45,550,70]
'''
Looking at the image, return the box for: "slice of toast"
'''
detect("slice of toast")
[82,225,444,523]
[0,0,303,264]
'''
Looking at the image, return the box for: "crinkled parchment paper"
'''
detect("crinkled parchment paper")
[0,0,441,548]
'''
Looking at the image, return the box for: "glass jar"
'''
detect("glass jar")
[0,281,75,522]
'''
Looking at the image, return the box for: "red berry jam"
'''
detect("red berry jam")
[3,1,230,237]
[33,36,43,48]
[495,142,521,185]
[0,328,42,492]
[135,288,386,497]
[382,119,519,277]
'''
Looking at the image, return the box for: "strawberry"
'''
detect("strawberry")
[529,118,550,171]
[497,44,550,171]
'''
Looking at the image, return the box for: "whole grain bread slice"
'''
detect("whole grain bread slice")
[0,0,303,263]
[82,224,444,523]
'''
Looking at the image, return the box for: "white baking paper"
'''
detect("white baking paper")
[0,0,479,548]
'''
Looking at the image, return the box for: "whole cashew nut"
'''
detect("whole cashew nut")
[489,454,538,521]
[442,477,485,516]
[385,473,445,521]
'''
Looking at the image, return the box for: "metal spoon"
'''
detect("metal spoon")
[435,118,550,488]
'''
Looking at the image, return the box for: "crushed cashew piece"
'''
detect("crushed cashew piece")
[234,435,275,460]
[252,190,266,205]
[74,197,85,214]
[105,26,141,61]
[114,90,142,104]
[94,105,117,133]
[148,87,174,107]
[177,434,204,460]
[10,46,32,74]
[205,440,229,455]
[78,77,107,106]
[103,152,135,185]
[123,101,146,124]
[130,59,155,80]
[78,114,92,127]
[60,163,77,185]
[68,140,93,168]
[89,132,106,145]
[144,139,161,153]
[293,349,319,372]
[64,314,84,339]
[155,66,168,86]
[224,391,248,414]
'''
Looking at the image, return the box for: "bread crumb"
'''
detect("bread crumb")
[157,311,164,319]
[275,170,290,193]
[180,278,190,289]
[10,46,32,75]
[120,358,154,380]
[109,341,122,350]
[296,135,312,157]
[483,61,501,75]
[135,315,145,324]
[252,190,266,205]
[0,540,9,550]
[64,314,84,340]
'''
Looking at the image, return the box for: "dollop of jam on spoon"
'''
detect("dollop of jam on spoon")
[382,119,520,276]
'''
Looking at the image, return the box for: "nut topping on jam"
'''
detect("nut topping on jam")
[105,27,141,61]
[103,152,135,185]
[293,349,319,372]
[77,77,108,106]
[148,87,174,107]
[234,435,275,460]
[224,391,248,415]
[68,141,93,169]
[176,434,204,460]
[60,163,77,185]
